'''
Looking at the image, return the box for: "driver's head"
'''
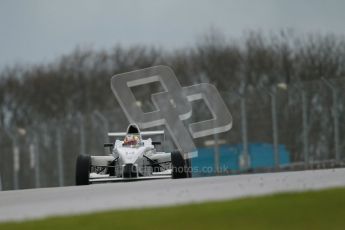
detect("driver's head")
[124,134,132,142]
[124,134,139,145]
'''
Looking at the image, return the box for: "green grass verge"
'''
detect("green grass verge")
[1,187,345,230]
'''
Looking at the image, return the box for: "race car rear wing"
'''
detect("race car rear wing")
[108,130,165,137]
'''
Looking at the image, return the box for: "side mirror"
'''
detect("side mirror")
[104,143,114,148]
[152,141,161,145]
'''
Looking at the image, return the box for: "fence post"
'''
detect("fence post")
[271,85,280,169]
[213,133,220,174]
[56,126,64,186]
[33,132,41,188]
[322,78,340,162]
[79,114,86,155]
[239,80,249,170]
[333,90,340,162]
[4,128,20,190]
[302,90,309,167]
[13,143,20,190]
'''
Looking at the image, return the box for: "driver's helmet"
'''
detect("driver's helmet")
[123,134,140,146]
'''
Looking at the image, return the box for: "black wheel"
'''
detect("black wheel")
[76,154,91,185]
[171,151,192,179]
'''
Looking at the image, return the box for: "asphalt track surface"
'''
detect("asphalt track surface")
[0,168,345,222]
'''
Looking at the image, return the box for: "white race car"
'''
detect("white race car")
[75,124,191,185]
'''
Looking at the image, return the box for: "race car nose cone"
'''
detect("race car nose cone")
[117,148,142,164]
[123,164,138,178]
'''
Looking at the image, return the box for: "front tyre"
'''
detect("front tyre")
[76,154,91,185]
[171,151,191,179]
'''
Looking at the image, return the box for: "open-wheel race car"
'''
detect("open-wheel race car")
[75,124,191,185]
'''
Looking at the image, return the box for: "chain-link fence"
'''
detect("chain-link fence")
[1,78,345,190]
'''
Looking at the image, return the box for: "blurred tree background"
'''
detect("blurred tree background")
[1,30,345,189]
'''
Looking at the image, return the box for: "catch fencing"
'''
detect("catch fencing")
[1,78,345,190]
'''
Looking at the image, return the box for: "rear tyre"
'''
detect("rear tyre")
[76,154,91,185]
[171,151,192,179]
